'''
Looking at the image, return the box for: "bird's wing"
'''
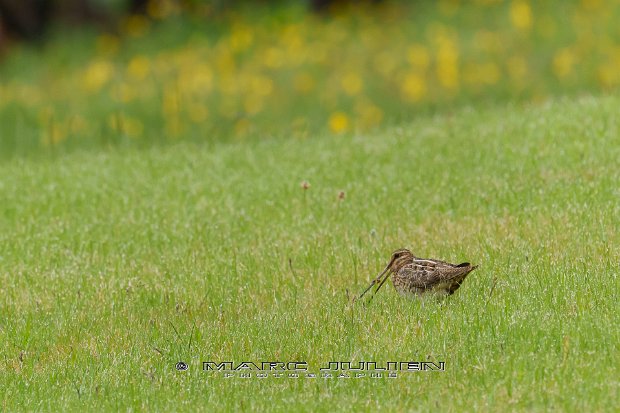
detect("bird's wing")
[438,263,476,281]
[399,259,475,290]
[397,261,442,289]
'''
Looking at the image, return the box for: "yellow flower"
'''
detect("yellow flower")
[402,73,427,102]
[214,50,236,74]
[553,48,575,79]
[510,0,533,31]
[230,24,254,53]
[249,75,274,96]
[435,35,460,91]
[341,72,363,96]
[463,62,500,86]
[82,60,114,93]
[580,0,603,11]
[597,64,620,88]
[328,112,350,134]
[179,64,213,95]
[127,55,150,80]
[262,47,285,69]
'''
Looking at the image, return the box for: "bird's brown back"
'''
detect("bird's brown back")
[392,257,477,295]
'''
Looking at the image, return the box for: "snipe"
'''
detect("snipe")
[358,249,477,301]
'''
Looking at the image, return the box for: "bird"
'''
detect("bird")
[357,248,478,301]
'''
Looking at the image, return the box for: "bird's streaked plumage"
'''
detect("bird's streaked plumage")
[358,248,477,301]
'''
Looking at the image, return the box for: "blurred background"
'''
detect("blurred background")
[1,0,620,157]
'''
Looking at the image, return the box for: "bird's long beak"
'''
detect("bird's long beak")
[357,261,392,301]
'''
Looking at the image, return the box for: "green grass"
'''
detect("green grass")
[1,95,619,411]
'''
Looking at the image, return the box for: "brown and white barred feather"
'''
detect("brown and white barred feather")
[391,255,477,297]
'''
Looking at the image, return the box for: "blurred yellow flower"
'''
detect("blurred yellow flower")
[436,36,460,91]
[328,112,350,134]
[341,72,363,96]
[282,24,304,62]
[230,25,254,52]
[127,56,151,80]
[215,50,236,74]
[250,75,274,96]
[82,60,114,93]
[262,47,285,69]
[510,0,533,31]
[580,0,603,11]
[597,64,620,87]
[553,48,575,79]
[402,72,427,102]
[464,62,501,86]
[179,65,214,95]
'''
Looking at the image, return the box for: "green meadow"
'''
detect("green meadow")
[1,0,620,411]
[2,96,619,411]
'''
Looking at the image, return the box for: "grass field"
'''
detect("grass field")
[2,93,619,411]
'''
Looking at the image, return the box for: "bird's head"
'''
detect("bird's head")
[387,248,414,272]
[356,248,414,301]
